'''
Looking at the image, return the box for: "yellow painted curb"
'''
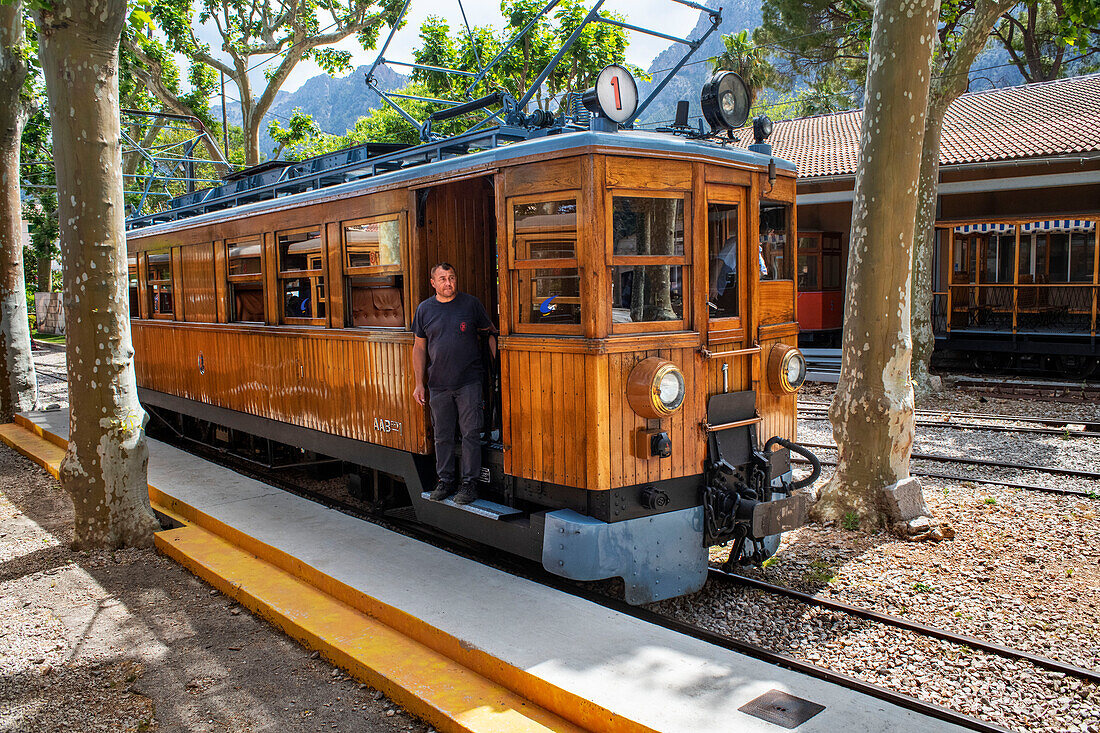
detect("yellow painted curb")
[157,523,580,733]
[0,422,64,479]
[1,417,652,733]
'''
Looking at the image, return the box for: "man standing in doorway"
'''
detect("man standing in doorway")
[413,263,496,505]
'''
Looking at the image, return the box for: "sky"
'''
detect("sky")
[191,0,703,96]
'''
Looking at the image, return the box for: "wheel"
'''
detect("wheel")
[1059,355,1099,380]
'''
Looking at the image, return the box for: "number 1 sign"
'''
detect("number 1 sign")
[583,64,638,125]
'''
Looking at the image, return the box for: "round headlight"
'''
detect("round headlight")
[768,344,807,393]
[627,357,687,419]
[700,71,751,132]
[657,368,686,412]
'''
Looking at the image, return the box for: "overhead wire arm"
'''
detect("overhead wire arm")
[516,0,607,110]
[666,0,721,17]
[364,0,413,85]
[464,0,563,95]
[430,92,506,122]
[594,15,694,47]
[623,4,723,126]
[384,59,480,78]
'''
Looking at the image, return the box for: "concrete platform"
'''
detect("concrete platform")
[3,409,970,733]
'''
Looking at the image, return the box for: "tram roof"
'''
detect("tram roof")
[127,129,795,239]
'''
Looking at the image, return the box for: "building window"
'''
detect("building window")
[344,215,405,328]
[610,195,688,330]
[227,236,264,323]
[146,248,173,318]
[510,195,582,333]
[1069,232,1095,282]
[128,255,139,318]
[799,232,843,291]
[760,202,792,281]
[708,203,739,319]
[277,227,325,324]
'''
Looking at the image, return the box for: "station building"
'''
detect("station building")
[746,73,1100,371]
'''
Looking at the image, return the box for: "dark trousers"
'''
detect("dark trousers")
[428,381,483,485]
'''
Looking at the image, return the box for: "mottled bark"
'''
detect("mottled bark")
[36,252,52,293]
[911,0,1016,399]
[36,0,158,549]
[0,1,38,422]
[814,0,940,528]
[910,115,943,398]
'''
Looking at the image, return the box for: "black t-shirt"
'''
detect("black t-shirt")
[412,292,494,390]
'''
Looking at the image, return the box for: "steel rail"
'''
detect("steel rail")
[797,413,1100,438]
[710,569,1100,685]
[152,429,1013,733]
[790,456,1093,497]
[798,402,1099,430]
[795,441,1100,480]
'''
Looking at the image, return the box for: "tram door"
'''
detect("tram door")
[705,187,748,353]
[415,176,502,438]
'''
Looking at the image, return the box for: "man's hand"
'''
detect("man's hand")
[412,336,428,406]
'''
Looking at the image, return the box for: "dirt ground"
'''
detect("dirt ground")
[0,446,433,733]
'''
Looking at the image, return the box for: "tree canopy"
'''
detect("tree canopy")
[127,0,405,165]
[271,0,646,157]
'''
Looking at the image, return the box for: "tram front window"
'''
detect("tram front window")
[610,196,687,328]
[708,203,739,318]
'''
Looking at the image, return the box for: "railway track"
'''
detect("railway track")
[799,401,1099,430]
[790,454,1095,497]
[148,424,1069,733]
[795,440,1100,481]
[797,405,1100,439]
[708,569,1100,686]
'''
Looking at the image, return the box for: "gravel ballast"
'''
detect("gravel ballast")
[653,380,1099,733]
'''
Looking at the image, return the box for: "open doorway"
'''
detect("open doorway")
[415,176,502,441]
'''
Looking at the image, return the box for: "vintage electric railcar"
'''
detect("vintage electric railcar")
[125,120,818,603]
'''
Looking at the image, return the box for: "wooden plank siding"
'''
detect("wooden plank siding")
[126,145,801,493]
[132,322,427,453]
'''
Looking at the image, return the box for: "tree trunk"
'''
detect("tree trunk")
[36,251,52,293]
[0,1,38,423]
[813,0,940,528]
[910,115,943,398]
[35,0,159,549]
[910,0,1017,399]
[244,111,262,166]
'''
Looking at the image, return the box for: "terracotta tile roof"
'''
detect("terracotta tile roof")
[734,74,1100,178]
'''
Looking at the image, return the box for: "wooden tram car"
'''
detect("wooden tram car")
[125,91,819,604]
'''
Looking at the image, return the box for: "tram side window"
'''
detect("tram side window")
[708,203,739,319]
[128,255,139,318]
[511,196,582,333]
[610,195,688,330]
[227,236,264,323]
[343,215,404,328]
[759,202,792,281]
[277,227,326,323]
[146,248,173,318]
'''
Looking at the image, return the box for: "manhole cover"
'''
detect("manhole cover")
[738,689,826,729]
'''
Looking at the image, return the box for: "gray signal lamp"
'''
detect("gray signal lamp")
[700,71,751,134]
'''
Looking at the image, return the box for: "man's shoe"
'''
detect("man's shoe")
[429,481,455,501]
[453,481,479,505]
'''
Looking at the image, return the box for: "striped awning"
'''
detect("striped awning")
[953,222,1015,234]
[1021,219,1097,233]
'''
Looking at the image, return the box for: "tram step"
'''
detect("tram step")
[419,492,524,520]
